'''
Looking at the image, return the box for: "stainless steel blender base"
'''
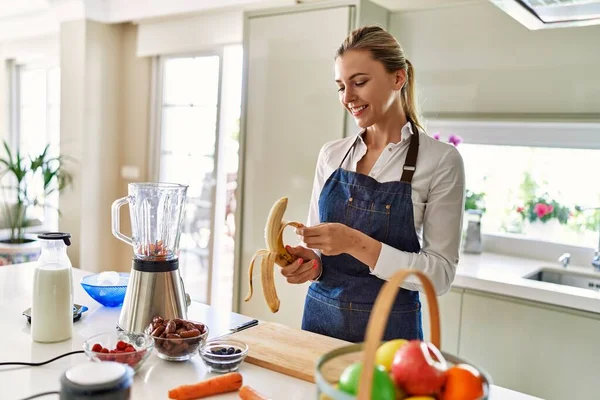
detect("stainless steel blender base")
[118,260,191,333]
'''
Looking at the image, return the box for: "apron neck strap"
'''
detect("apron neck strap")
[400,121,420,183]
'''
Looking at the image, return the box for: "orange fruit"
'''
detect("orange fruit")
[441,364,484,400]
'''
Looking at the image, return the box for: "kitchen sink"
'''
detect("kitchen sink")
[525,268,600,291]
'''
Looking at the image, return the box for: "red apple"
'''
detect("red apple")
[391,340,448,396]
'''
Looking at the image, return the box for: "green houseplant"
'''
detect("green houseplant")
[0,141,73,265]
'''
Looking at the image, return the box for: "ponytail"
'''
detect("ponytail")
[402,59,423,131]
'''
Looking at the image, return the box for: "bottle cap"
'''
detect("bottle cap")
[37,232,72,246]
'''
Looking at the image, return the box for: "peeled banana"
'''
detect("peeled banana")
[244,197,303,313]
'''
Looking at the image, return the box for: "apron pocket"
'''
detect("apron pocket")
[344,198,391,243]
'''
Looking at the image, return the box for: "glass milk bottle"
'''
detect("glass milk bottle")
[31,233,74,343]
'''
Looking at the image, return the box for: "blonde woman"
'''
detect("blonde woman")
[281,26,465,343]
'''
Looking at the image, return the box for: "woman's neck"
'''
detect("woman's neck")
[364,104,408,149]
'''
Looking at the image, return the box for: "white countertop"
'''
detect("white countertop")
[455,252,600,314]
[0,262,540,400]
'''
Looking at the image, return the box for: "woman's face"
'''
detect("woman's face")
[335,49,405,129]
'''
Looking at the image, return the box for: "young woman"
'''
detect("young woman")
[280,26,465,343]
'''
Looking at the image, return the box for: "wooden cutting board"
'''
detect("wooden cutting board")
[229,321,361,383]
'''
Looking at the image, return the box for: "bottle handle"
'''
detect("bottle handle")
[112,196,132,246]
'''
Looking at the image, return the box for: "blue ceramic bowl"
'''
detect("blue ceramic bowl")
[80,272,129,307]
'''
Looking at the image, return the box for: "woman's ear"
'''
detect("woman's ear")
[393,69,407,91]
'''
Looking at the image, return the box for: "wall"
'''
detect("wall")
[389,2,600,115]
[59,20,86,267]
[59,21,150,272]
[117,23,152,267]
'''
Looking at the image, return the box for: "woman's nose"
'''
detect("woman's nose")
[342,87,355,104]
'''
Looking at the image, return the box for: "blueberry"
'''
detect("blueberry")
[234,349,241,354]
[227,347,235,355]
[220,348,228,355]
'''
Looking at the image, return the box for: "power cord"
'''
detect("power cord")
[0,350,84,367]
[20,391,59,400]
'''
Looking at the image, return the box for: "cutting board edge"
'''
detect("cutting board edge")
[244,357,315,383]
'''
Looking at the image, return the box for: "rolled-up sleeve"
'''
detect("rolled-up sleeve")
[371,147,465,295]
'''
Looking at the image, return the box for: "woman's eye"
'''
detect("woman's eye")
[355,81,365,86]
[337,87,345,92]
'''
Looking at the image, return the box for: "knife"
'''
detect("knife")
[212,319,259,340]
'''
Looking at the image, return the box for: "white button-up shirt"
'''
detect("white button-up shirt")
[307,122,465,295]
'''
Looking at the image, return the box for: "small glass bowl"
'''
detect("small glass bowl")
[82,331,154,373]
[146,321,209,362]
[199,339,249,373]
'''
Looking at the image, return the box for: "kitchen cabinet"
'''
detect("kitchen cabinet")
[236,0,389,327]
[420,288,463,354]
[458,290,600,400]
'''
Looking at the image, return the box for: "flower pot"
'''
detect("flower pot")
[525,219,562,241]
[0,238,42,266]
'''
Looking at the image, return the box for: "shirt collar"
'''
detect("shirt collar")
[357,121,416,145]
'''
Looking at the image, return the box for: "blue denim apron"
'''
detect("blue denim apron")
[301,122,422,343]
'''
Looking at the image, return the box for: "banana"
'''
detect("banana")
[244,197,304,313]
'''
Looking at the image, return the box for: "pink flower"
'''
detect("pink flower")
[534,203,553,218]
[516,206,524,213]
[448,134,463,147]
[433,133,440,140]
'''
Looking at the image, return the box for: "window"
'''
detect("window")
[155,45,243,312]
[428,119,600,252]
[9,65,61,231]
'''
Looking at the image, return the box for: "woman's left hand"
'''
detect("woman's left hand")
[296,223,356,256]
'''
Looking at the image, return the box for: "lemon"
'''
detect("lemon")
[375,339,408,371]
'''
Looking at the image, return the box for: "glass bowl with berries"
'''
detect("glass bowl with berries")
[199,339,248,373]
[82,331,154,373]
[144,316,209,362]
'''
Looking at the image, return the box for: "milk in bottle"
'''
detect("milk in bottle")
[31,232,74,343]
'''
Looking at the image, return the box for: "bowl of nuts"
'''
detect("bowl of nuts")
[82,331,154,373]
[198,339,248,373]
[145,316,209,362]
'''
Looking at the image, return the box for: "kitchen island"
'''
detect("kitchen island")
[0,263,539,400]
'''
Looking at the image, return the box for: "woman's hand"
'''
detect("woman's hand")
[296,223,356,256]
[280,245,321,284]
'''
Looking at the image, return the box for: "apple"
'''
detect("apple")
[375,339,409,372]
[338,362,396,400]
[391,340,448,396]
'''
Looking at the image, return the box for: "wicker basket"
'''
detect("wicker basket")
[314,270,492,400]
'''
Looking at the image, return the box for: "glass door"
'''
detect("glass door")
[156,46,242,312]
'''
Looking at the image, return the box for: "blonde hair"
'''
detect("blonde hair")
[336,25,423,131]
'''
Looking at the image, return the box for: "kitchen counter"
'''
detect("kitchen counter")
[0,263,539,400]
[455,252,600,313]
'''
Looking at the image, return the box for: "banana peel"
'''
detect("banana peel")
[244,197,303,313]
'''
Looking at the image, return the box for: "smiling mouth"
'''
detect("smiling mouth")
[350,105,368,116]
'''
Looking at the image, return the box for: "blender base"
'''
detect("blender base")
[117,258,190,333]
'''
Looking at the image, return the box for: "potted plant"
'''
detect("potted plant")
[514,172,571,240]
[0,141,73,265]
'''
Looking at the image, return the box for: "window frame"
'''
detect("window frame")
[425,117,600,266]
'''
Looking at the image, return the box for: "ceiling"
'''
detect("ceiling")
[372,0,482,11]
[0,0,485,20]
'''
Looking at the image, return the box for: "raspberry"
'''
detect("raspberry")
[100,348,109,354]
[91,343,102,352]
[116,341,128,350]
[125,346,136,353]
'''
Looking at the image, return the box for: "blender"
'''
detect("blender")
[112,182,191,333]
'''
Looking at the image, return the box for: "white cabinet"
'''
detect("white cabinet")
[236,1,388,328]
[421,288,463,354]
[459,291,600,400]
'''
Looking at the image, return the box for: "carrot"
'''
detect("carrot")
[239,385,271,400]
[168,372,243,400]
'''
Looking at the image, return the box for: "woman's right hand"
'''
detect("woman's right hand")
[280,245,321,284]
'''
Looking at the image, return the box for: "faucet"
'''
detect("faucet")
[558,253,571,268]
[579,206,600,271]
